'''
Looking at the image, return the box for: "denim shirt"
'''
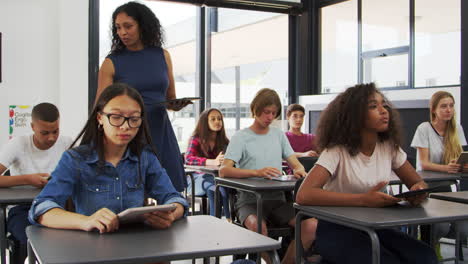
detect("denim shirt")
[28,145,188,225]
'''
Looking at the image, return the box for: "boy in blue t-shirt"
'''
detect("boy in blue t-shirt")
[220,88,317,264]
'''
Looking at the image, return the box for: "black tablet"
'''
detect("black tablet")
[158,97,202,105]
[456,151,468,164]
[393,185,450,198]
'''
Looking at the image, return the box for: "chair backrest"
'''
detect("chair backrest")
[293,177,305,202]
[297,157,318,172]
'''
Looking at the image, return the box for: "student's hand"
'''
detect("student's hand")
[446,159,461,173]
[406,181,428,206]
[143,209,177,229]
[302,150,318,157]
[363,181,401,207]
[167,99,192,111]
[27,173,50,188]
[292,168,307,178]
[81,208,119,233]
[207,152,224,166]
[255,167,281,179]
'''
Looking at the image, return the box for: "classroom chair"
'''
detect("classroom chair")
[227,188,294,262]
[181,153,209,216]
[184,168,209,215]
[297,157,319,174]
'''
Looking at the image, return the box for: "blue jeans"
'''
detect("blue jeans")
[315,220,438,264]
[187,173,230,217]
[7,204,30,264]
[197,173,230,217]
[7,204,30,245]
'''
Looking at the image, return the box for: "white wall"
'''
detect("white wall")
[0,0,88,146]
[57,0,89,141]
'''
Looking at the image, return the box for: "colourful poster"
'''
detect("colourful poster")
[9,105,32,139]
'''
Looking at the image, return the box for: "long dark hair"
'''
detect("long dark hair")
[70,83,157,163]
[192,108,229,157]
[109,1,164,55]
[316,83,402,156]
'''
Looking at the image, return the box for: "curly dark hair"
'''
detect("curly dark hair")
[109,1,164,55]
[315,83,402,156]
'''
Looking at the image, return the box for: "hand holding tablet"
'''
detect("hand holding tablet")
[118,204,177,224]
[393,184,450,198]
[157,97,202,110]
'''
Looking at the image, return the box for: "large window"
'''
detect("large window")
[321,0,357,93]
[209,8,289,136]
[99,0,197,151]
[362,0,409,88]
[415,0,460,88]
[320,0,461,93]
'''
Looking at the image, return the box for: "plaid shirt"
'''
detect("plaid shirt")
[185,136,218,166]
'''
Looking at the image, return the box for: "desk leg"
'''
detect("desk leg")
[0,206,6,264]
[214,185,221,218]
[188,173,196,216]
[295,212,305,264]
[455,222,460,264]
[255,193,264,264]
[255,193,263,234]
[267,250,281,264]
[363,228,380,264]
[319,218,381,264]
[27,240,36,264]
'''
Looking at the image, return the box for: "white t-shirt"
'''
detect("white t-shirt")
[411,122,467,171]
[316,142,407,194]
[0,134,73,176]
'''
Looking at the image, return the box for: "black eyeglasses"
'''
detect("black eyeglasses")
[100,112,143,128]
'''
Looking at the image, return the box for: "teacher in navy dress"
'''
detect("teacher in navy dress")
[96,1,189,192]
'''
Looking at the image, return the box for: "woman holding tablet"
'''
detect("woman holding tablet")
[97,2,189,192]
[296,83,437,264]
[411,91,468,173]
[28,83,188,233]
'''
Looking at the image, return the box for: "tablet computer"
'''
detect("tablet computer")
[393,185,450,198]
[158,97,202,105]
[456,151,468,164]
[118,204,177,224]
[270,175,297,182]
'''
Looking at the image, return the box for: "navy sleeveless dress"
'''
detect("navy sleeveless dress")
[108,47,187,192]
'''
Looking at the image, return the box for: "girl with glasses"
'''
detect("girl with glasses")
[28,83,188,233]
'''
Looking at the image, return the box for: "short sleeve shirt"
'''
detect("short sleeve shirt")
[316,142,407,194]
[411,122,467,171]
[224,127,295,207]
[0,134,73,176]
